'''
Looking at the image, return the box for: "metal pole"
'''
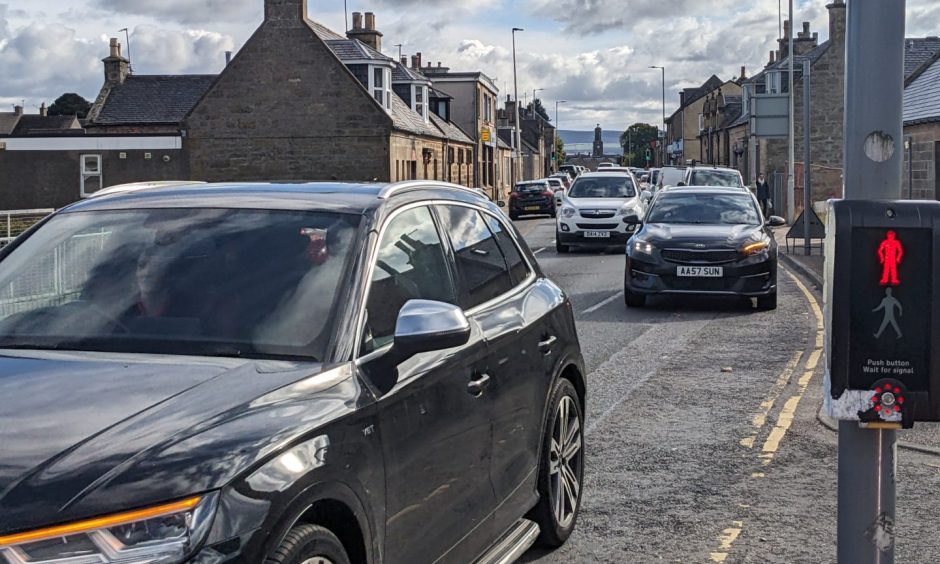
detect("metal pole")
[661,67,666,168]
[803,59,812,256]
[787,0,796,222]
[512,28,523,186]
[838,1,905,562]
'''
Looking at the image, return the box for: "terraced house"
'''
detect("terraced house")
[0,0,477,210]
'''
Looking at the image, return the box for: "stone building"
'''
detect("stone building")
[903,46,940,199]
[664,75,725,166]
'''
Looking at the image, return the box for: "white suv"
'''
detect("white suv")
[683,166,746,189]
[556,172,650,253]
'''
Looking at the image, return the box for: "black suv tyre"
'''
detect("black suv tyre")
[756,290,778,310]
[530,378,584,548]
[265,524,350,564]
[624,286,646,307]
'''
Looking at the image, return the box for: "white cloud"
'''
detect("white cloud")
[92,0,259,25]
[128,25,235,74]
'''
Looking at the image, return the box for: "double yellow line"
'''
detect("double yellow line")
[709,269,825,562]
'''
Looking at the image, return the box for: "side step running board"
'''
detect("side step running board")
[474,519,540,564]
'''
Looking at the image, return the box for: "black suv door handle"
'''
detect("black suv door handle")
[538,335,557,354]
[467,373,491,397]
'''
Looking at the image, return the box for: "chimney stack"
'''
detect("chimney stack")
[826,0,846,46]
[401,56,408,66]
[793,21,819,55]
[346,11,382,52]
[769,50,776,65]
[13,105,23,116]
[263,0,308,27]
[411,55,419,69]
[778,19,791,60]
[740,65,746,79]
[39,102,47,117]
[103,37,130,86]
[225,51,232,66]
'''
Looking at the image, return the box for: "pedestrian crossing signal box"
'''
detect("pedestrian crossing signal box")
[825,199,940,427]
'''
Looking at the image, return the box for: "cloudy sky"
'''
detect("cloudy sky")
[1,0,937,132]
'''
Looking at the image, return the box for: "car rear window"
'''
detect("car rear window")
[689,170,744,187]
[514,182,548,193]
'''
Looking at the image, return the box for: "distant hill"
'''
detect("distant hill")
[558,129,624,156]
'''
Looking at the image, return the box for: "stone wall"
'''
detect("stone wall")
[903,121,940,200]
[185,0,393,182]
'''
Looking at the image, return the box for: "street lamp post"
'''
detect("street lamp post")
[512,27,524,185]
[554,100,566,172]
[649,65,666,167]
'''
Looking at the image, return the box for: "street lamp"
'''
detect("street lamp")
[554,100,567,172]
[649,65,666,166]
[512,27,524,185]
[532,88,545,112]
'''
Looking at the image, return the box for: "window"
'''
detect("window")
[369,66,392,112]
[698,113,705,132]
[484,94,491,123]
[413,85,427,122]
[483,213,531,285]
[80,154,102,197]
[361,206,457,355]
[436,205,513,309]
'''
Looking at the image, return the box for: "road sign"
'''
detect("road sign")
[750,93,789,139]
[825,200,940,427]
[481,128,491,143]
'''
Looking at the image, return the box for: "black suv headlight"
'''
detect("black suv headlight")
[0,494,218,563]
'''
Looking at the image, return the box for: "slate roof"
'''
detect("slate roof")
[11,115,80,136]
[904,37,940,79]
[429,86,452,100]
[92,75,216,125]
[679,75,723,109]
[390,95,443,138]
[307,19,345,41]
[429,112,473,145]
[324,39,391,62]
[393,63,430,84]
[903,53,940,125]
[0,113,21,135]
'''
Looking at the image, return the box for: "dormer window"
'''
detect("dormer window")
[369,65,392,112]
[412,84,428,123]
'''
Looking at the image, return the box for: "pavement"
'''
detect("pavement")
[773,227,940,457]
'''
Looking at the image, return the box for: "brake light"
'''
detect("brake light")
[543,190,554,198]
[510,192,519,199]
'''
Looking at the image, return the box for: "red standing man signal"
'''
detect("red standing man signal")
[878,230,903,286]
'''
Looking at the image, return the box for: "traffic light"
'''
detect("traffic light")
[825,200,940,427]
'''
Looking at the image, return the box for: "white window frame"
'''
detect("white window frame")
[411,84,429,122]
[80,154,102,197]
[368,65,393,113]
[698,114,705,133]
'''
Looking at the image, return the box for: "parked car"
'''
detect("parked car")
[624,186,786,309]
[550,173,573,190]
[546,177,567,207]
[556,172,651,253]
[682,166,746,189]
[510,179,556,219]
[0,181,586,564]
[596,162,616,169]
[657,165,687,190]
[559,164,580,179]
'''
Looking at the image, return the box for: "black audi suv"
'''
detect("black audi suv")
[0,181,585,564]
[624,186,785,309]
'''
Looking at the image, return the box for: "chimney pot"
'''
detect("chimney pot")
[352,12,362,30]
[364,12,375,31]
[225,50,232,65]
[437,62,442,67]
[803,21,810,34]
[401,56,408,66]
[109,37,121,58]
[740,65,746,79]
[39,102,47,117]
[416,52,422,69]
[411,55,419,70]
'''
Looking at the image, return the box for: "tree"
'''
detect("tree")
[555,136,566,166]
[48,93,92,118]
[530,98,551,122]
[619,123,659,168]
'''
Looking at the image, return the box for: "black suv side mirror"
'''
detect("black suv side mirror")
[766,215,787,228]
[390,300,470,363]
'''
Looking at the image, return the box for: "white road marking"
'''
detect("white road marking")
[533,247,546,255]
[581,291,624,314]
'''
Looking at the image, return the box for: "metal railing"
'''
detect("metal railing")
[0,209,54,248]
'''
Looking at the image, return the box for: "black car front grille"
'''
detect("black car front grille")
[579,210,617,219]
[666,277,737,291]
[661,248,739,264]
[576,223,619,230]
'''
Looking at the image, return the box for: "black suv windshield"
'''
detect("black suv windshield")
[647,193,760,225]
[568,176,636,199]
[688,169,743,187]
[0,208,361,360]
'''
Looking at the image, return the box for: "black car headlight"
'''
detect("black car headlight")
[741,240,770,257]
[0,493,218,564]
[632,238,654,256]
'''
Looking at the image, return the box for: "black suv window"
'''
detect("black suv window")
[362,206,457,354]
[436,205,513,309]
[483,213,531,285]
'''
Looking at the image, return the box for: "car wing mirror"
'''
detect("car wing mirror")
[766,215,787,228]
[390,300,470,364]
[622,214,642,225]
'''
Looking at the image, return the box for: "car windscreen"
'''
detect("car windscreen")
[0,208,361,360]
[514,182,548,193]
[646,193,761,225]
[567,176,636,199]
[689,170,743,187]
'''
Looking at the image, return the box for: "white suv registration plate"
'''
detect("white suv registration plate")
[677,266,723,277]
[583,231,611,239]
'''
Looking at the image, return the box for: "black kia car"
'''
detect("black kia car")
[0,181,585,564]
[508,180,556,220]
[624,186,785,309]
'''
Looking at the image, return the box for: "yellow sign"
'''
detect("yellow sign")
[481,128,491,143]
